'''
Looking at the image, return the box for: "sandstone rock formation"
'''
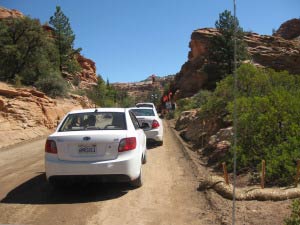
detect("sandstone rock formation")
[274,18,300,40]
[63,54,98,89]
[174,21,300,99]
[0,82,92,149]
[0,7,23,19]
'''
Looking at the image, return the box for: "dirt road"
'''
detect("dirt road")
[0,121,221,225]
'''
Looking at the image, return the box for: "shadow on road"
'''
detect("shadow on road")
[146,141,162,150]
[1,173,129,205]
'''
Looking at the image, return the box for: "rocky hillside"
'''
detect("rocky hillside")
[0,7,98,90]
[173,19,300,99]
[0,82,92,149]
[0,7,97,148]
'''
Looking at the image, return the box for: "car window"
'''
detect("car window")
[131,108,155,116]
[59,112,127,131]
[136,103,154,108]
[129,112,140,130]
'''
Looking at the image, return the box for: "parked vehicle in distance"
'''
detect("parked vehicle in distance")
[45,108,147,188]
[130,107,163,146]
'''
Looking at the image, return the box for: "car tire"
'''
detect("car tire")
[131,169,143,188]
[157,141,163,146]
[142,152,147,164]
[48,178,61,189]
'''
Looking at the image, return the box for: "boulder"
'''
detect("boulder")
[175,110,198,131]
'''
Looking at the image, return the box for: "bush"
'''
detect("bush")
[285,199,300,225]
[35,73,69,97]
[197,64,300,185]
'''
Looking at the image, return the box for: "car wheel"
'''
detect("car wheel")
[131,169,143,188]
[142,152,147,164]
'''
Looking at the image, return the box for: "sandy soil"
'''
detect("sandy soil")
[0,120,293,225]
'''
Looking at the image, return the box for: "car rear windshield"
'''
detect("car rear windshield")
[131,108,155,117]
[59,112,127,132]
[136,104,153,108]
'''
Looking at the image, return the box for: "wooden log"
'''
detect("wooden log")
[222,162,229,185]
[261,160,265,189]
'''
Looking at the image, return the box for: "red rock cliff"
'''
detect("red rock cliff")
[174,20,300,99]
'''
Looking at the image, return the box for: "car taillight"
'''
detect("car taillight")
[152,120,160,129]
[45,140,57,154]
[118,137,136,152]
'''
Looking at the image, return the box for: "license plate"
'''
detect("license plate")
[78,145,96,154]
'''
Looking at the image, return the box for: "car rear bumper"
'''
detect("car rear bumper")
[45,151,141,181]
[144,129,163,141]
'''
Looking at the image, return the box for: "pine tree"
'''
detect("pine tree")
[205,10,248,81]
[49,6,81,74]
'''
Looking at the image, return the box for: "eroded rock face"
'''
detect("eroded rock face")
[174,20,300,99]
[76,54,98,89]
[0,82,92,149]
[274,18,300,40]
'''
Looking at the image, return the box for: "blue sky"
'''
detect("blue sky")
[1,0,299,82]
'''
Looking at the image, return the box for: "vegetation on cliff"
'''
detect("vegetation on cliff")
[0,7,80,97]
[204,10,248,82]
[0,17,61,87]
[49,6,81,74]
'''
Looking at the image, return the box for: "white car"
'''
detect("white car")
[45,108,147,188]
[130,107,163,145]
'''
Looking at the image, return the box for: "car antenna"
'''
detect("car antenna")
[94,104,98,112]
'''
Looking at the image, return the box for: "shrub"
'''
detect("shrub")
[35,73,69,97]
[198,64,300,185]
[285,199,300,225]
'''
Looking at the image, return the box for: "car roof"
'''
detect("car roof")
[129,107,155,110]
[136,102,155,105]
[68,108,127,114]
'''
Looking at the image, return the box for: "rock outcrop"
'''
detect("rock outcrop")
[0,82,92,149]
[0,7,23,19]
[174,20,300,99]
[63,54,98,89]
[274,18,300,40]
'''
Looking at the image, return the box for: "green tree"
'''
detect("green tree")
[205,10,248,80]
[49,6,81,74]
[0,17,59,84]
[87,75,135,107]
